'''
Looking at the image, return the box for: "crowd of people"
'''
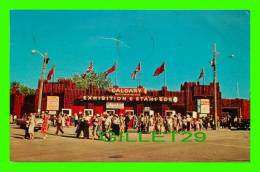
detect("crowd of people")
[10,111,242,141]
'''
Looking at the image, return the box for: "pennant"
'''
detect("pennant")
[153,63,165,76]
[198,68,204,80]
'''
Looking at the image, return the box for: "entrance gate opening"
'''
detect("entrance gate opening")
[165,110,176,117]
[106,110,115,115]
[62,108,72,116]
[125,110,134,116]
[84,109,93,116]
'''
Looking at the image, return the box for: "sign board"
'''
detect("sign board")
[46,96,59,111]
[197,99,210,114]
[83,95,178,103]
[144,107,150,111]
[48,111,57,115]
[108,87,147,95]
[106,102,124,109]
[199,114,208,118]
[192,111,198,118]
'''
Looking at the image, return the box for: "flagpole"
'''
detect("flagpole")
[137,71,139,87]
[90,60,93,86]
[236,81,240,98]
[212,43,218,130]
[51,65,55,96]
[139,61,142,87]
[115,61,118,87]
[203,68,205,95]
[52,67,54,95]
[164,62,166,87]
[88,60,90,86]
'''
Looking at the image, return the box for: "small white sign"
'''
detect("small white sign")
[48,111,57,115]
[192,111,198,118]
[173,97,178,103]
[144,107,151,111]
[197,99,210,114]
[106,102,124,109]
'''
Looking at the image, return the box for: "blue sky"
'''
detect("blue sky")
[10,10,250,99]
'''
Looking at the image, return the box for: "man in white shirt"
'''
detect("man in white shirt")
[74,113,79,127]
[84,114,91,139]
[186,115,191,131]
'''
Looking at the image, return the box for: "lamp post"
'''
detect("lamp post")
[32,49,49,115]
[211,43,218,130]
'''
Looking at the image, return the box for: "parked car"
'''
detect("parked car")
[16,118,27,128]
[237,120,250,130]
[34,118,43,131]
[16,117,43,131]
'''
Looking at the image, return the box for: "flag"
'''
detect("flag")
[131,63,141,80]
[81,73,86,79]
[198,68,204,80]
[47,65,55,80]
[153,63,165,76]
[103,63,117,77]
[85,62,93,74]
[82,62,93,79]
[131,71,137,80]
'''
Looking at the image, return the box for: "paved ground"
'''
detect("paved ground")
[10,124,250,162]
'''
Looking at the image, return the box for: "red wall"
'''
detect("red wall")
[10,94,35,118]
[10,80,250,120]
[222,99,250,120]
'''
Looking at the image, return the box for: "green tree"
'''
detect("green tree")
[70,71,112,89]
[10,81,36,95]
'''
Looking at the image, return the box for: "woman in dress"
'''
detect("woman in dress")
[92,115,98,139]
[61,114,66,128]
[165,114,173,132]
[24,114,30,139]
[158,114,164,133]
[112,114,120,136]
[119,114,125,134]
[28,113,36,140]
[41,112,50,139]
